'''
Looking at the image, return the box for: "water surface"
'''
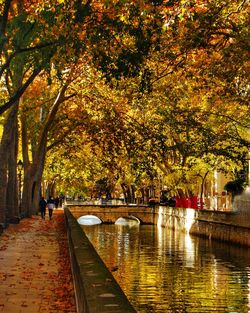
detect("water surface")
[82,223,250,313]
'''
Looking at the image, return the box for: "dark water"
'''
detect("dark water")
[81,223,250,313]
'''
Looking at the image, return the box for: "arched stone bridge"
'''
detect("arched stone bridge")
[65,204,157,224]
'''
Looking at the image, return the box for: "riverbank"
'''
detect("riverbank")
[0,210,76,313]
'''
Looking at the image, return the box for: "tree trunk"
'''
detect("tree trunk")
[131,184,136,204]
[21,85,70,216]
[31,153,46,215]
[6,111,19,221]
[21,141,47,217]
[121,183,128,204]
[21,166,33,217]
[21,164,43,217]
[199,171,209,209]
[121,183,134,204]
[0,104,18,226]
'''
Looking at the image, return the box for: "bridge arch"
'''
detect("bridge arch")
[115,215,140,226]
[77,215,102,225]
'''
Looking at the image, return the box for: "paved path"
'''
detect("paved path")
[0,210,76,313]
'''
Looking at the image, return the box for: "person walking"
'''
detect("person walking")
[54,196,59,209]
[39,196,47,219]
[47,196,55,220]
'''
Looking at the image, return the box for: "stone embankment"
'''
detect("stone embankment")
[156,206,250,246]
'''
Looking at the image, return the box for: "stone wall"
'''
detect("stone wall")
[190,221,250,246]
[156,206,250,246]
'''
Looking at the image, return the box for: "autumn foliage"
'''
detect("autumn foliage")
[0,0,249,219]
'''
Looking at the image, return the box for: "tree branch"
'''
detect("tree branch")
[47,121,84,151]
[0,41,58,77]
[0,0,12,54]
[0,67,42,115]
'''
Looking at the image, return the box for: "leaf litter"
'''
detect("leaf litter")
[0,211,76,312]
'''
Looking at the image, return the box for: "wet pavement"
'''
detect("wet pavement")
[0,210,76,313]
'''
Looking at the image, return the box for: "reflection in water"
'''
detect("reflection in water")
[82,224,250,313]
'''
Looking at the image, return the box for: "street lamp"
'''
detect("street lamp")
[17,160,23,216]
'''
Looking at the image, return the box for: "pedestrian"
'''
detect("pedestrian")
[47,196,55,220]
[54,196,59,209]
[39,196,47,219]
[59,194,64,207]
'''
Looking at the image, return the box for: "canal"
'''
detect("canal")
[81,222,250,313]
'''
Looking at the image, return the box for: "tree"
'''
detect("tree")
[0,0,73,223]
[1,0,168,222]
[1,0,249,220]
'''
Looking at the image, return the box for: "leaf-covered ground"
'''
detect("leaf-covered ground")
[0,210,76,313]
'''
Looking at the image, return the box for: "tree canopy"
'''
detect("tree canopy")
[0,0,249,220]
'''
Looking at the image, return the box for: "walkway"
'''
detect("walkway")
[0,210,76,313]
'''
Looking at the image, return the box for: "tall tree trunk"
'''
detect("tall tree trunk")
[21,167,33,217]
[0,0,12,55]
[21,125,47,217]
[30,143,47,215]
[131,184,135,203]
[6,109,19,221]
[0,103,18,226]
[21,163,45,217]
[21,84,71,216]
[199,171,209,209]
